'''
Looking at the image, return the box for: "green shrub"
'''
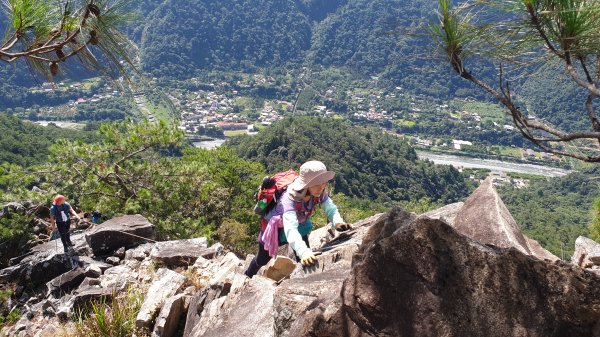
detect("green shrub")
[0,213,34,267]
[0,290,19,328]
[73,287,144,337]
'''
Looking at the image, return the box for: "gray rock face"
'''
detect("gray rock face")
[152,294,186,337]
[197,276,276,337]
[136,268,187,329]
[300,211,600,337]
[46,268,86,297]
[276,268,347,337]
[453,177,531,254]
[0,230,93,285]
[420,202,464,225]
[188,216,381,337]
[85,214,155,255]
[572,236,600,268]
[149,237,212,267]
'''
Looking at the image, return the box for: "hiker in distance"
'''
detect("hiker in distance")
[244,160,350,278]
[49,194,80,253]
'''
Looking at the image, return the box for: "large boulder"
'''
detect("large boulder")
[0,229,93,285]
[85,214,155,255]
[300,209,600,337]
[136,268,186,329]
[152,294,186,337]
[572,236,600,268]
[275,268,347,337]
[193,276,276,337]
[46,268,86,297]
[451,177,558,261]
[150,238,220,267]
[453,177,531,254]
[187,216,382,337]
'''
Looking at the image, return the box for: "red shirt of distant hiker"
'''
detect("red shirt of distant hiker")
[49,194,80,253]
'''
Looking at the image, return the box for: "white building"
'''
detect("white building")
[452,139,473,150]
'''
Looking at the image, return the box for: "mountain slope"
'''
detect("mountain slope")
[227,116,470,205]
[140,0,312,77]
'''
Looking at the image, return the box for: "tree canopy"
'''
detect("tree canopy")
[227,116,470,205]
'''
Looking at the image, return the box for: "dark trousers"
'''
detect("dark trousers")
[56,220,73,252]
[244,234,310,278]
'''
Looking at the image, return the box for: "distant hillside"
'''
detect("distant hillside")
[294,0,348,21]
[140,0,312,76]
[227,116,470,205]
[0,114,98,167]
[499,168,600,258]
[0,0,589,129]
[136,0,493,98]
[515,61,587,132]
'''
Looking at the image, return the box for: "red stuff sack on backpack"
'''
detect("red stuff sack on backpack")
[253,169,298,219]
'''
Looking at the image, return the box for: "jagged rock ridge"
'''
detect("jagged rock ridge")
[1,181,599,337]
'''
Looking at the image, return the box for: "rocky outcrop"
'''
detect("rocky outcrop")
[453,177,532,254]
[150,238,223,267]
[188,215,381,337]
[136,268,187,329]
[3,183,597,337]
[572,236,600,268]
[451,177,559,261]
[184,253,248,336]
[300,209,600,337]
[0,225,132,286]
[85,214,155,255]
[276,268,347,337]
[194,276,275,337]
[152,294,187,337]
[46,268,86,297]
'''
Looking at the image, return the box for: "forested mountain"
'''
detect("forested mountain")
[515,61,588,132]
[228,117,470,205]
[0,114,98,167]
[140,0,313,76]
[0,0,589,126]
[137,0,484,97]
[499,168,600,258]
[308,0,425,74]
[295,0,348,21]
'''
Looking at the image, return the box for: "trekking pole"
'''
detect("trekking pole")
[109,230,158,243]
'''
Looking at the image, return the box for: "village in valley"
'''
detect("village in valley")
[11,72,570,190]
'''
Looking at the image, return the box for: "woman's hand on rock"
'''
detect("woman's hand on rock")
[300,251,317,266]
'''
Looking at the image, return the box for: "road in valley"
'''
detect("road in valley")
[417,152,572,178]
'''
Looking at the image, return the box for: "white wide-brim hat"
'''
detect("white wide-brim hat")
[289,160,335,191]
